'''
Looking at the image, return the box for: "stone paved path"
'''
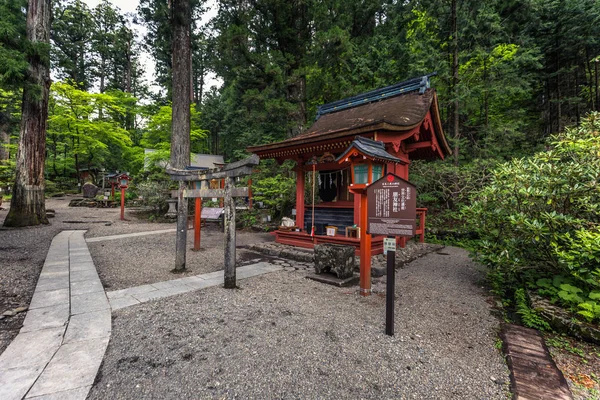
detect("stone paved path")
[0,230,282,400]
[85,228,176,243]
[0,230,110,400]
[107,262,282,310]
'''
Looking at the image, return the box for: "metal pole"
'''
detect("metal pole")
[386,236,396,336]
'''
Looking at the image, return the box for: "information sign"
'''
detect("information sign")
[366,173,416,236]
[383,237,396,255]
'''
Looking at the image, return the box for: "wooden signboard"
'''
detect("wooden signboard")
[366,173,416,237]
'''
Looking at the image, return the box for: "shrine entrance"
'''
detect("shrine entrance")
[167,155,259,288]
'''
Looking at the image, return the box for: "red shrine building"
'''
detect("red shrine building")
[248,74,451,254]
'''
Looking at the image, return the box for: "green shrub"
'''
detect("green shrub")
[251,160,295,219]
[135,180,171,213]
[410,158,497,245]
[465,112,600,323]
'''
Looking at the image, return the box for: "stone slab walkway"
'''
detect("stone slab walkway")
[85,228,176,243]
[0,230,111,400]
[0,229,283,400]
[107,262,282,310]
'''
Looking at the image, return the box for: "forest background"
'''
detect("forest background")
[2,0,599,219]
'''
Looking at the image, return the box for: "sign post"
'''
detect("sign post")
[386,236,396,336]
[367,173,416,336]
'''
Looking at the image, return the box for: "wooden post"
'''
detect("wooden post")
[359,193,371,296]
[120,187,125,221]
[386,239,396,336]
[223,176,236,288]
[175,182,188,270]
[193,181,201,251]
[219,178,225,207]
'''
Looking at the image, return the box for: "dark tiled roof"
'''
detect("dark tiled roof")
[248,89,436,153]
[335,137,404,164]
[307,89,434,137]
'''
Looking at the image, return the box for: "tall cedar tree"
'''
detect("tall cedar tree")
[171,0,192,271]
[4,0,52,227]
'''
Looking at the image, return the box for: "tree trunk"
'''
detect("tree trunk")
[287,74,307,138]
[595,59,599,112]
[4,0,51,227]
[171,0,191,272]
[451,0,460,165]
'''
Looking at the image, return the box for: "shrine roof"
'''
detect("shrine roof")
[248,74,450,157]
[335,137,404,164]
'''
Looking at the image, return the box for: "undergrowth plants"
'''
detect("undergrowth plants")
[464,112,600,327]
[535,276,600,323]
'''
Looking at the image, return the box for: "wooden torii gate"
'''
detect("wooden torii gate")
[166,154,259,288]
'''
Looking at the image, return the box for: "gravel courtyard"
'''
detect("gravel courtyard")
[88,247,510,400]
[1,196,510,398]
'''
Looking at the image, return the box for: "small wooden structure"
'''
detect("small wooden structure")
[166,155,258,288]
[247,74,451,254]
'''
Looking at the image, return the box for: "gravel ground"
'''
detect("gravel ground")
[89,226,274,291]
[0,195,271,353]
[88,246,510,400]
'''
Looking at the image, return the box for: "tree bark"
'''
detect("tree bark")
[4,0,51,227]
[171,0,191,272]
[451,0,460,165]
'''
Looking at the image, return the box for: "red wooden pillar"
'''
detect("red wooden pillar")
[295,164,305,230]
[219,178,224,207]
[193,181,201,251]
[120,187,125,220]
[353,193,360,225]
[359,193,371,296]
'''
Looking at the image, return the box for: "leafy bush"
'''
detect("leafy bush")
[535,276,600,323]
[135,180,171,214]
[251,160,295,219]
[465,112,600,322]
[409,158,497,244]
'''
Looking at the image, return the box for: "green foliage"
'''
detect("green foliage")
[545,335,586,358]
[409,158,496,245]
[237,209,260,228]
[0,0,28,88]
[515,288,551,331]
[466,112,600,325]
[135,180,171,214]
[534,276,600,324]
[140,104,208,157]
[466,112,600,281]
[251,160,296,219]
[47,81,135,178]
